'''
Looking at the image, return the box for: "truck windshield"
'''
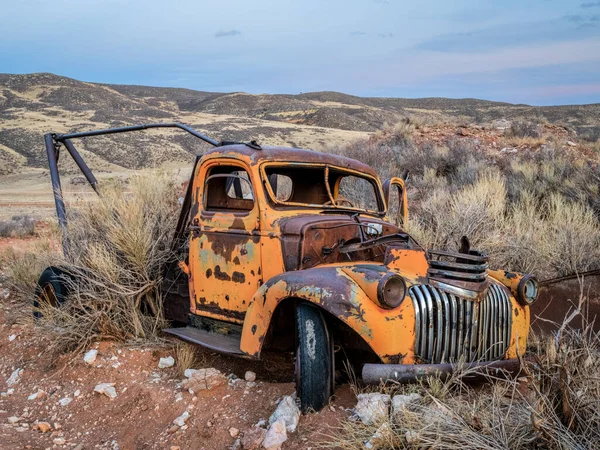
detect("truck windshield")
[263,164,384,214]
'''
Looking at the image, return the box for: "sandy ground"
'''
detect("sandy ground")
[0,300,356,450]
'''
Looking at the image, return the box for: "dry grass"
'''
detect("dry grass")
[322,294,600,450]
[0,215,38,238]
[30,171,181,353]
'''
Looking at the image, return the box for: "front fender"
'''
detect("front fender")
[239,265,416,363]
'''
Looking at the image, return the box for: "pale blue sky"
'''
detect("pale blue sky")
[1,0,599,105]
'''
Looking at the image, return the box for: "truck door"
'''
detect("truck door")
[188,162,262,323]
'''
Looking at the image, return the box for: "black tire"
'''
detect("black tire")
[295,303,333,413]
[33,266,71,319]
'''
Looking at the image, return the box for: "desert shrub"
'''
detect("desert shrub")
[0,215,37,238]
[506,120,542,139]
[323,295,600,450]
[0,241,57,300]
[33,171,181,353]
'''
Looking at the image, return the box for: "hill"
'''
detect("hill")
[1,72,599,175]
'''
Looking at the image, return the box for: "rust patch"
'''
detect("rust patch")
[233,256,241,265]
[214,265,231,281]
[206,268,213,278]
[232,271,246,283]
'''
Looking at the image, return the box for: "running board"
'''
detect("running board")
[163,326,244,356]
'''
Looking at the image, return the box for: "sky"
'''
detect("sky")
[1,0,599,105]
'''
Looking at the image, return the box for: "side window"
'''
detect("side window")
[205,165,254,212]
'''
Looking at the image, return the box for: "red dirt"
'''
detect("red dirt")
[0,304,355,450]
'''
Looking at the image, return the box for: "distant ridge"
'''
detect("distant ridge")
[1,72,598,174]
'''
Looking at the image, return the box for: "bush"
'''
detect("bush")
[33,171,181,353]
[506,120,542,139]
[0,215,37,238]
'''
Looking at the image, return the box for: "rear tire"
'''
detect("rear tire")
[33,266,71,319]
[295,303,333,413]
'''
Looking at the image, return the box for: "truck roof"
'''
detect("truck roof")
[202,144,378,178]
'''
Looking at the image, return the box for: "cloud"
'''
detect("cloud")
[350,31,367,36]
[579,23,598,29]
[214,29,241,38]
[581,2,600,7]
[378,32,393,38]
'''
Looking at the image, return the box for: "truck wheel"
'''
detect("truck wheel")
[33,267,71,319]
[295,303,333,413]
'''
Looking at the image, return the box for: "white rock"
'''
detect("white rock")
[7,416,20,424]
[94,383,117,399]
[74,389,81,397]
[262,418,287,450]
[83,349,98,365]
[229,427,240,438]
[184,368,199,378]
[391,393,422,417]
[1,289,9,300]
[8,334,16,342]
[27,389,46,401]
[567,141,577,147]
[58,397,72,407]
[355,393,391,425]
[158,356,175,369]
[268,395,300,433]
[500,147,517,153]
[6,368,22,387]
[53,437,66,445]
[244,371,256,382]
[173,410,190,427]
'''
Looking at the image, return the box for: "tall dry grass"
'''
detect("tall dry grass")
[32,171,181,353]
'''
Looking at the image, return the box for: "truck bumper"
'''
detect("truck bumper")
[362,358,523,384]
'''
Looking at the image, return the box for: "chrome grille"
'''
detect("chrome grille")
[409,283,512,363]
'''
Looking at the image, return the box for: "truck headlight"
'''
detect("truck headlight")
[517,275,538,305]
[377,274,406,309]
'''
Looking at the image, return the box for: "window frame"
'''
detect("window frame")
[202,162,256,214]
[260,162,386,216]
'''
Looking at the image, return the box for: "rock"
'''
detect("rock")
[158,356,175,369]
[28,389,47,401]
[405,430,420,445]
[268,395,300,433]
[170,446,181,450]
[7,416,20,424]
[70,176,86,185]
[391,393,422,418]
[94,383,117,399]
[500,147,517,153]
[365,422,393,449]
[173,410,190,427]
[181,368,226,392]
[456,127,468,136]
[262,419,287,450]
[83,349,98,365]
[6,368,22,386]
[244,371,256,382]
[355,393,391,425]
[58,397,72,407]
[231,438,243,450]
[229,427,240,438]
[8,334,16,342]
[53,437,66,445]
[37,422,52,433]
[493,118,511,130]
[74,389,81,397]
[567,141,577,147]
[241,426,266,449]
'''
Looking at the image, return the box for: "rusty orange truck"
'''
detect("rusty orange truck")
[36,123,539,412]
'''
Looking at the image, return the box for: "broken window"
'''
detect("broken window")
[205,165,254,212]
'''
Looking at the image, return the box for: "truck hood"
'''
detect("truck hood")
[278,214,401,271]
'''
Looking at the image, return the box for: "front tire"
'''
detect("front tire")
[295,303,333,413]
